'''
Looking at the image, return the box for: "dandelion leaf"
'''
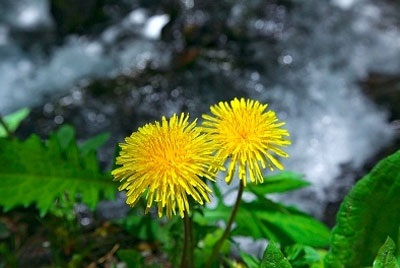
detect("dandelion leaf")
[246,171,310,195]
[372,237,400,268]
[260,241,292,268]
[195,180,330,247]
[237,200,330,247]
[0,126,116,216]
[325,149,400,267]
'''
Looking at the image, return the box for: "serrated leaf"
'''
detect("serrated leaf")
[261,241,292,268]
[0,108,30,137]
[373,237,400,268]
[325,149,400,268]
[0,129,117,216]
[247,172,310,195]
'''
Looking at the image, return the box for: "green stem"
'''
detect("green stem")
[206,182,245,268]
[181,212,194,268]
[0,114,13,138]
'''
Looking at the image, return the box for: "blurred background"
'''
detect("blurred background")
[1,0,400,239]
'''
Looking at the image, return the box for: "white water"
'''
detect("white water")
[0,2,170,114]
[255,0,398,215]
[0,0,398,219]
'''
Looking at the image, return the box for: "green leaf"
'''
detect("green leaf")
[117,211,183,266]
[117,249,144,267]
[261,241,292,268]
[196,196,330,247]
[0,108,30,137]
[193,182,230,226]
[79,132,110,156]
[247,172,310,195]
[373,237,400,268]
[55,125,75,150]
[119,212,164,241]
[0,127,117,216]
[285,244,323,267]
[194,229,230,268]
[325,149,400,268]
[237,201,330,247]
[240,251,260,268]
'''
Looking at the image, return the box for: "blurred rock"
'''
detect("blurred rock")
[360,72,400,121]
[50,0,105,37]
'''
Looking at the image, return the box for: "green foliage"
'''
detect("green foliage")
[260,241,292,268]
[372,237,400,268]
[120,212,165,241]
[0,108,30,137]
[117,211,185,267]
[2,108,399,268]
[0,125,116,216]
[79,132,111,156]
[117,249,145,267]
[118,209,180,248]
[0,242,17,268]
[247,171,310,195]
[240,251,260,268]
[194,229,230,267]
[238,201,329,247]
[195,172,330,248]
[285,244,325,268]
[325,149,400,268]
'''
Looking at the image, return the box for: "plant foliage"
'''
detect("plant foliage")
[2,107,400,268]
[0,125,116,216]
[325,149,400,267]
[0,108,30,137]
[260,241,292,268]
[195,172,330,248]
[246,171,310,195]
[372,237,400,268]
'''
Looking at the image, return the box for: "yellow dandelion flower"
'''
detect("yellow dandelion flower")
[112,113,218,218]
[202,98,291,186]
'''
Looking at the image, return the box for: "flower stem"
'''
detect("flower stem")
[181,212,194,268]
[206,182,245,268]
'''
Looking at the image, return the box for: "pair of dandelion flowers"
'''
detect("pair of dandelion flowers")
[112,98,291,218]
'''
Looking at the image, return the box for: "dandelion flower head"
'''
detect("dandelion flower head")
[202,98,291,186]
[112,113,218,218]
